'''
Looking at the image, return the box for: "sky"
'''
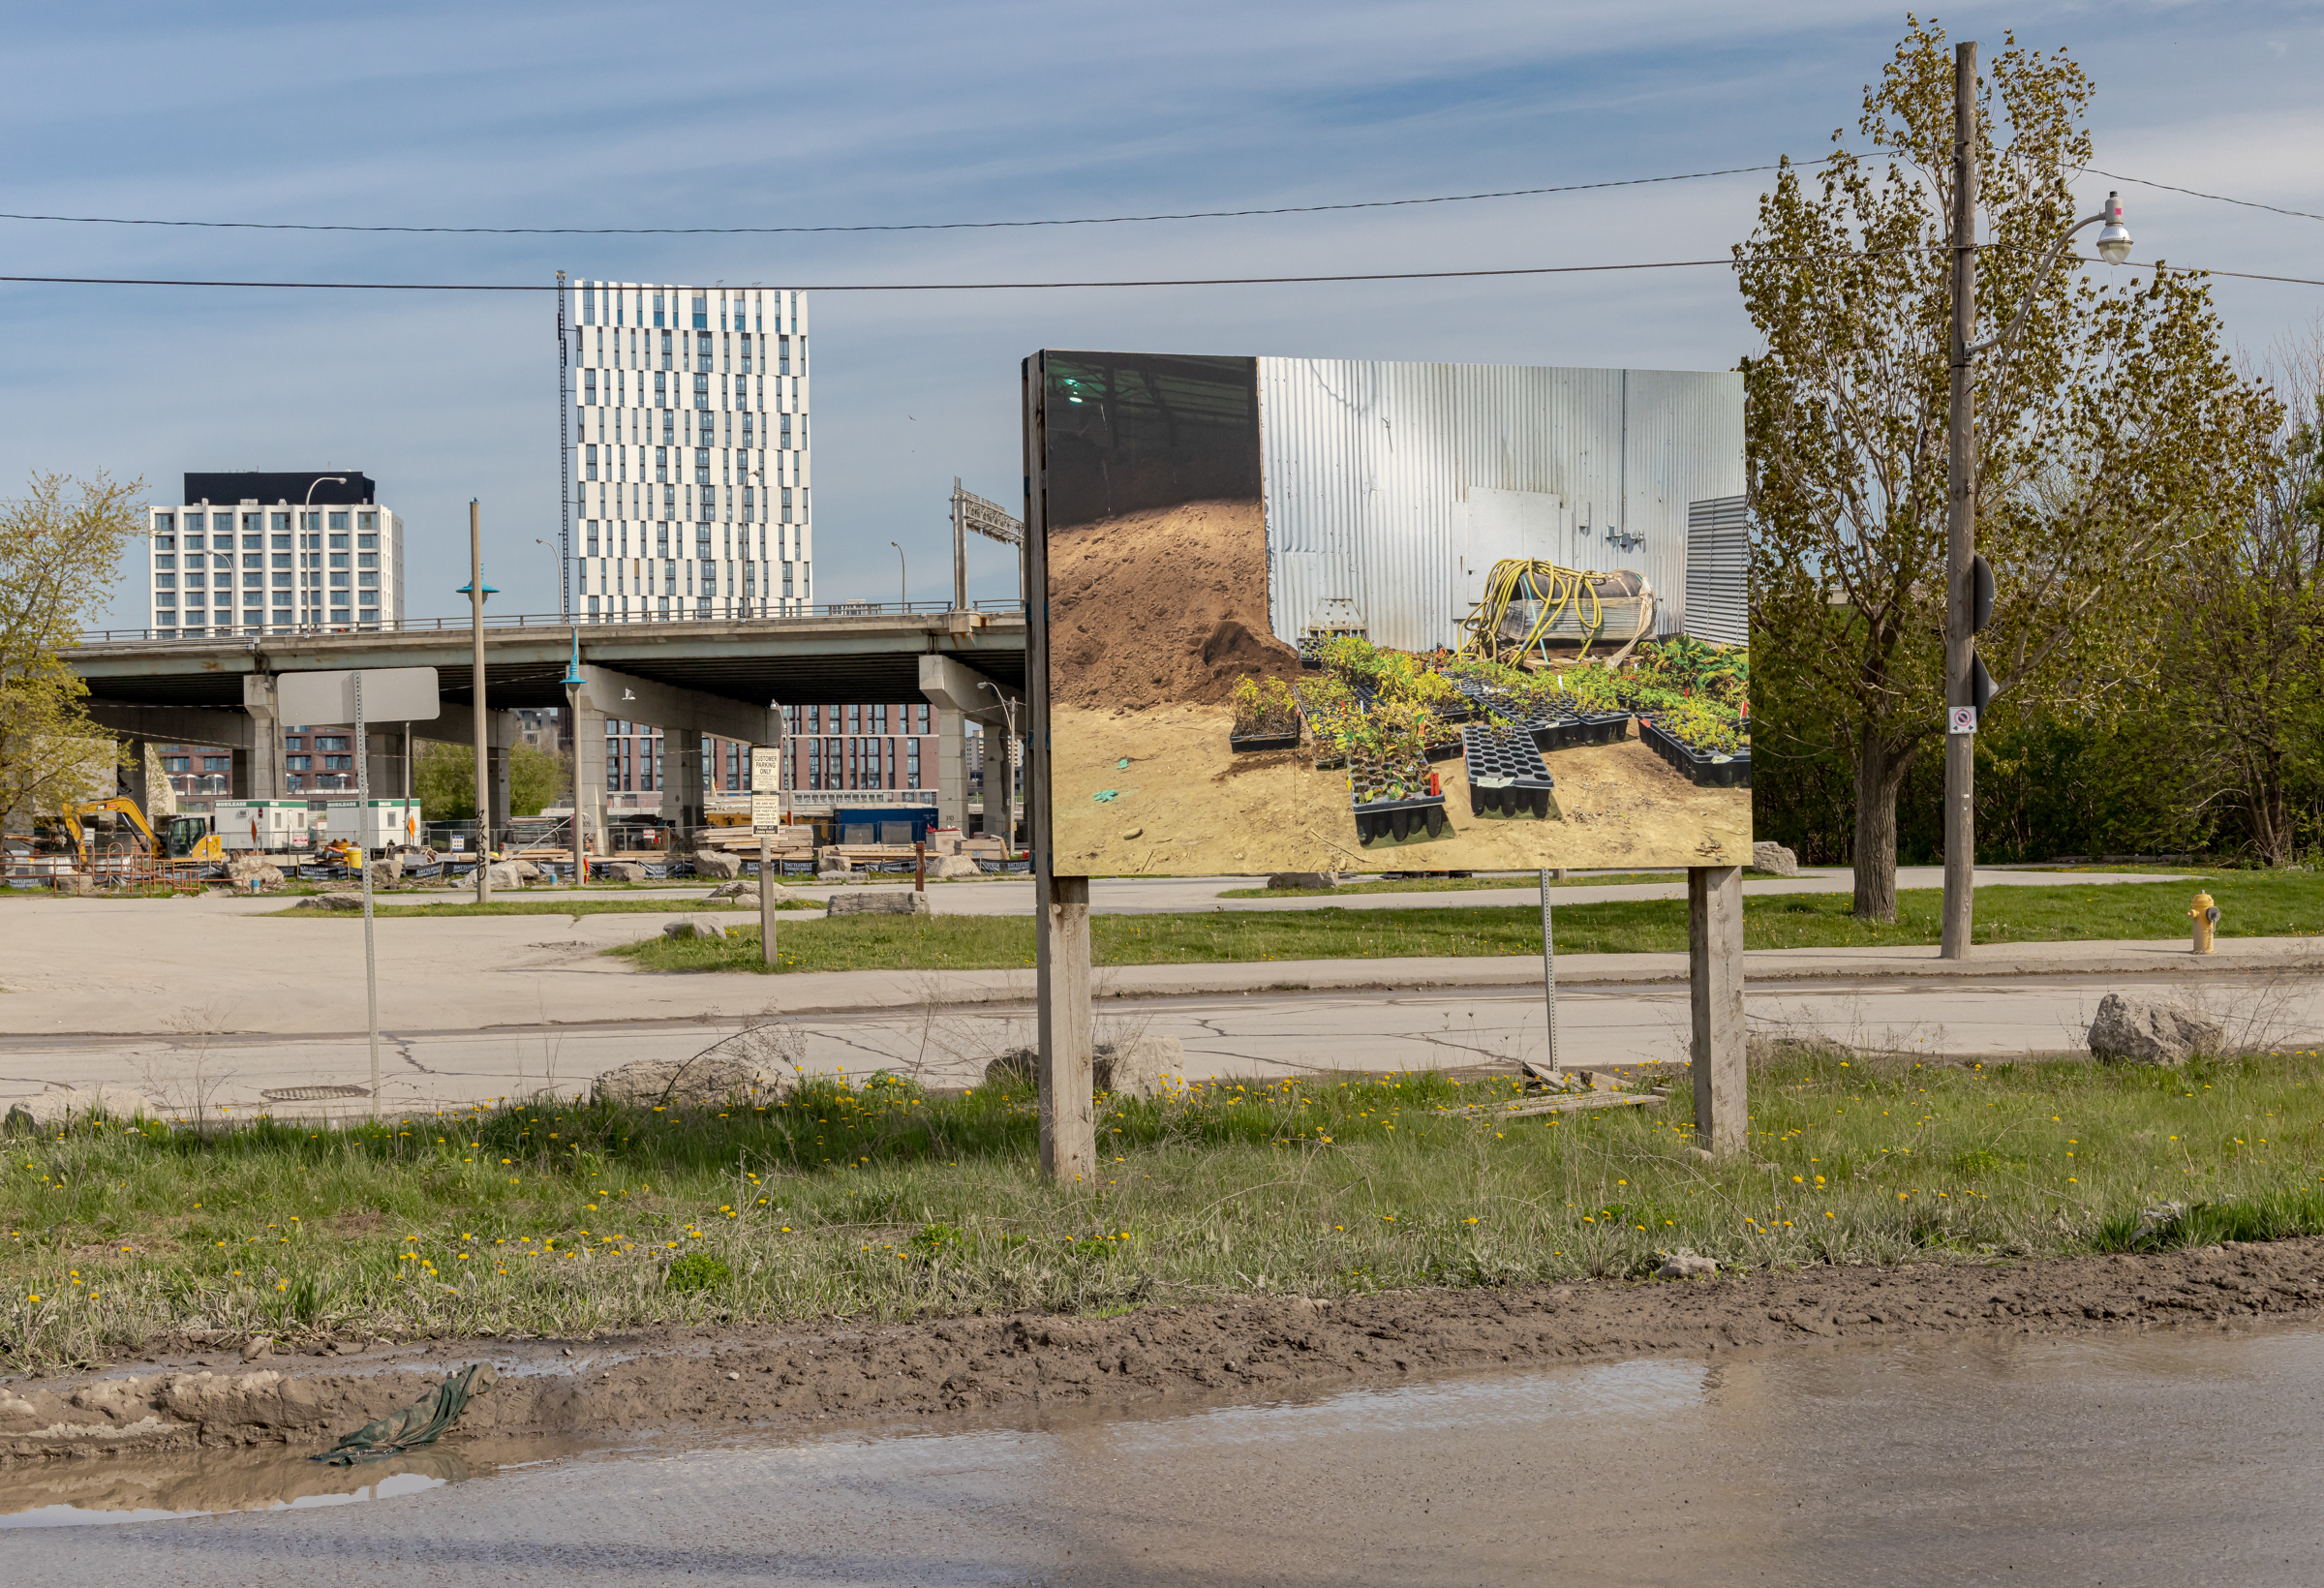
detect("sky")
[4,0,2319,628]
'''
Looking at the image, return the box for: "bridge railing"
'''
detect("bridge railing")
[73,598,1026,647]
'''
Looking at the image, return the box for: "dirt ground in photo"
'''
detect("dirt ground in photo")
[1052,701,1752,875]
[1046,497,1296,712]
[9,1238,2322,1465]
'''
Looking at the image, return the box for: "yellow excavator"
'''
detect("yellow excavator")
[60,797,225,864]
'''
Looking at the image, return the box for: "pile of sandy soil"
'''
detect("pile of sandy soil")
[11,1238,2324,1460]
[1047,498,1299,711]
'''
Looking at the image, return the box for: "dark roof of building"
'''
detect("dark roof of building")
[182,472,377,506]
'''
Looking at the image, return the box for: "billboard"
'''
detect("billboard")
[1026,351,1749,876]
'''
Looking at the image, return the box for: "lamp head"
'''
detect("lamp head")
[2095,191,2133,265]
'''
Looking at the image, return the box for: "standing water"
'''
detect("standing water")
[8,1323,2323,1584]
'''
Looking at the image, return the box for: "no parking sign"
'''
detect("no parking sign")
[1948,706,1977,735]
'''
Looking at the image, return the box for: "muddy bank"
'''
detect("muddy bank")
[11,1237,2324,1462]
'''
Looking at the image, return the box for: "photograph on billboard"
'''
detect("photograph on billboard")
[1031,351,1749,876]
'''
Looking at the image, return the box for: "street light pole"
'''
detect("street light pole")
[1942,40,1979,961]
[1940,42,2135,959]
[890,540,906,611]
[303,475,346,637]
[471,502,491,903]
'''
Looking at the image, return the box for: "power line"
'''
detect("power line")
[2081,166,2324,227]
[0,260,1736,291]
[1,251,2315,295]
[0,160,1822,237]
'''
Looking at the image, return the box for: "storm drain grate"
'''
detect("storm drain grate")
[260,1084,372,1103]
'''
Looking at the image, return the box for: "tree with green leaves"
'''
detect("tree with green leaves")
[1738,19,2276,920]
[0,472,146,828]
[2154,337,2324,865]
[414,740,570,821]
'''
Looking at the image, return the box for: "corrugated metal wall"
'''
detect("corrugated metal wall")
[1684,496,1751,646]
[1256,359,1743,651]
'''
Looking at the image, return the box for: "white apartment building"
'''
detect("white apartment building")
[569,281,809,623]
[147,471,404,638]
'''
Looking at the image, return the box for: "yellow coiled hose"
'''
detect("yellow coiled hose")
[1455,560,1605,665]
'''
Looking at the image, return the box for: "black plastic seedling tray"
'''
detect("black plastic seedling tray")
[1352,794,1449,844]
[1461,724,1559,819]
[1347,752,1447,845]
[1298,635,1326,670]
[1228,721,1301,753]
[1638,718,1753,788]
[1573,709,1632,746]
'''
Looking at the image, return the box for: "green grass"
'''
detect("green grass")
[613,872,2324,974]
[8,1043,2323,1363]
[267,897,820,920]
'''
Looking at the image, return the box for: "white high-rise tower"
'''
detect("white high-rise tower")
[567,282,808,623]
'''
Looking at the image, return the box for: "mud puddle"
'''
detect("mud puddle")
[0,1432,606,1527]
[12,1323,2324,1583]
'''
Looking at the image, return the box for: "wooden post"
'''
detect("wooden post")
[1036,873,1096,1180]
[759,835,778,968]
[1689,864,1745,1153]
[1021,350,1094,1183]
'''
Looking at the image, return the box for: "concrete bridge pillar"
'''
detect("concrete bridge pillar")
[240,674,284,798]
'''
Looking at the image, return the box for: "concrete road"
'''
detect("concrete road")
[7,969,2313,1119]
[8,1321,2321,1584]
[535,864,2184,914]
[0,867,2208,1041]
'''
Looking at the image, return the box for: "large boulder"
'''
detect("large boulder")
[598,860,648,883]
[982,1035,1181,1100]
[1267,871,1338,891]
[294,895,366,912]
[366,856,402,889]
[2088,993,2223,1066]
[706,879,763,902]
[53,871,96,897]
[223,855,286,892]
[1751,841,1800,877]
[6,1086,162,1134]
[932,854,983,880]
[694,850,743,879]
[593,1054,788,1111]
[661,914,730,941]
[827,890,932,917]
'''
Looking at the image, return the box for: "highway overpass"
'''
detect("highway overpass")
[62,603,1026,839]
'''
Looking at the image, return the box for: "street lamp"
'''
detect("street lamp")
[300,475,346,636]
[976,680,1020,854]
[1942,40,2134,961]
[890,540,907,611]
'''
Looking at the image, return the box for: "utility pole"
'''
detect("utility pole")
[1941,39,1979,961]
[471,501,491,902]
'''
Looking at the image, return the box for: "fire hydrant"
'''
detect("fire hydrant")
[2189,891,2219,955]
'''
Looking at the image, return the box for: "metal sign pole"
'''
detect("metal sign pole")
[1539,869,1557,1072]
[356,674,382,1118]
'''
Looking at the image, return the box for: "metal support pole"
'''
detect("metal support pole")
[1538,868,1558,1071]
[759,834,778,967]
[356,674,381,1117]
[471,501,491,902]
[1941,39,1979,960]
[1689,865,1746,1153]
[951,476,966,612]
